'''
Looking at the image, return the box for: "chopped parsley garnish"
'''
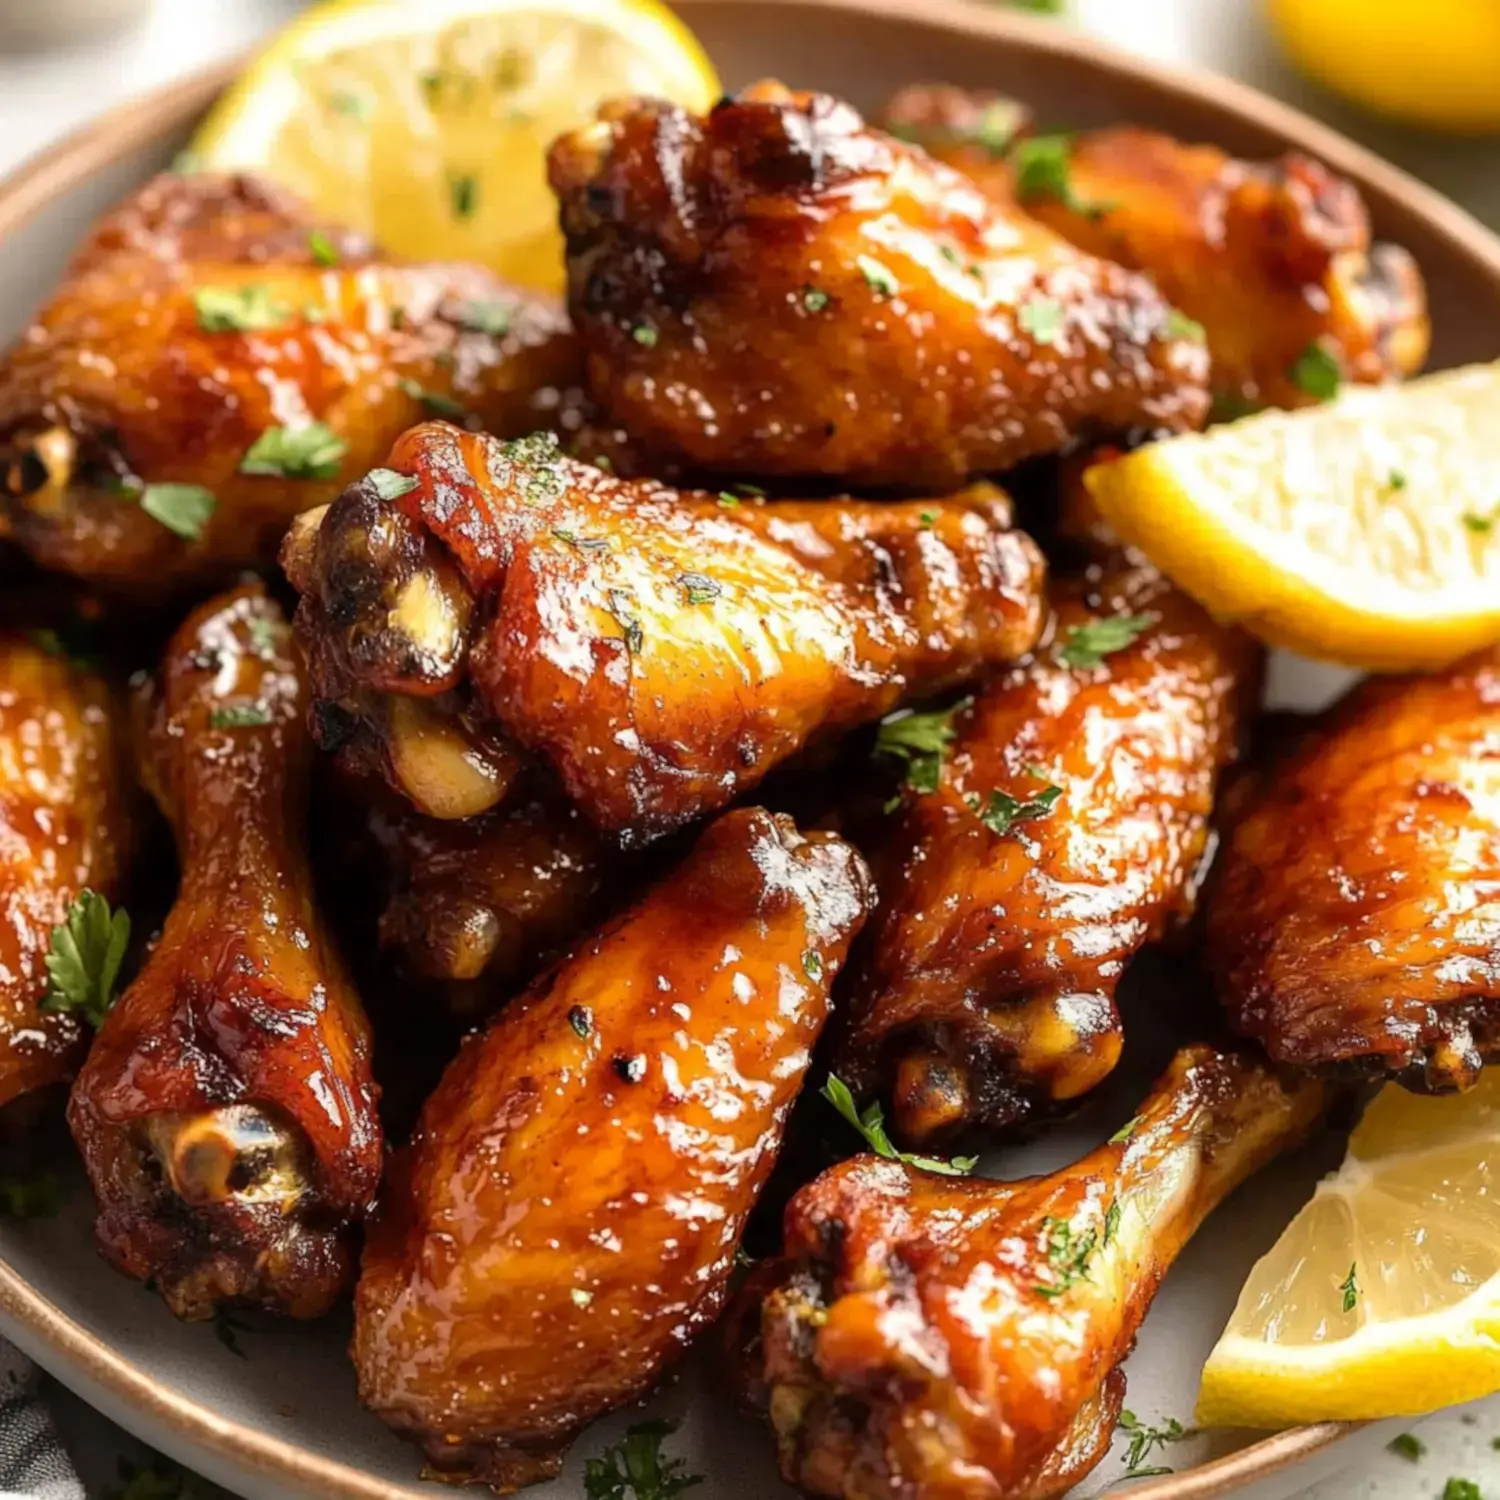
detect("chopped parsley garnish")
[632,324,659,347]
[1118,1411,1190,1478]
[552,528,611,553]
[1442,1481,1481,1500]
[802,950,823,980]
[1463,507,1499,536]
[583,1420,703,1500]
[240,422,347,480]
[717,492,740,509]
[1341,1263,1360,1313]
[307,230,339,267]
[139,483,216,541]
[729,482,766,498]
[41,890,130,1028]
[1057,612,1155,669]
[329,89,372,122]
[1011,133,1113,218]
[1389,1434,1426,1462]
[367,468,420,502]
[606,587,645,655]
[919,509,938,528]
[1109,1115,1144,1145]
[1104,1198,1122,1247]
[968,98,1027,156]
[1019,295,1064,346]
[0,1175,64,1219]
[802,286,830,313]
[398,378,468,420]
[1387,469,1408,491]
[455,298,513,336]
[874,700,966,796]
[568,1004,594,1038]
[570,1287,594,1308]
[678,571,721,605]
[1165,308,1207,343]
[210,703,273,730]
[1034,1215,1098,1299]
[857,254,899,298]
[448,172,479,219]
[1289,341,1341,400]
[821,1073,978,1176]
[968,783,1063,837]
[192,284,288,334]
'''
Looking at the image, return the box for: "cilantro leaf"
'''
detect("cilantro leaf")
[968,783,1063,837]
[139,484,216,541]
[239,422,348,480]
[874,700,967,796]
[307,230,339,267]
[821,1073,978,1176]
[1290,341,1341,400]
[1011,133,1114,219]
[1057,612,1155,669]
[41,890,130,1028]
[583,1420,703,1500]
[368,468,420,502]
[1019,296,1065,346]
[857,255,899,298]
[192,285,289,334]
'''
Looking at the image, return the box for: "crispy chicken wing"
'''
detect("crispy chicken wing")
[837,559,1260,1146]
[547,82,1209,488]
[0,634,134,1113]
[747,1045,1326,1500]
[885,89,1429,410]
[0,172,579,592]
[68,584,381,1319]
[354,807,873,1489]
[282,424,1046,841]
[1208,646,1500,1090]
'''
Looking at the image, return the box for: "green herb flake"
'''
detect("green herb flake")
[969,783,1063,837]
[368,468,420,502]
[1019,295,1065,346]
[821,1073,978,1177]
[139,483,216,541]
[553,528,611,553]
[1442,1481,1481,1500]
[802,286,831,313]
[874,699,967,796]
[606,587,645,655]
[632,324,659,347]
[1341,1263,1360,1314]
[456,298,513,336]
[919,509,938,529]
[970,98,1027,156]
[448,172,479,220]
[1118,1410,1190,1478]
[329,89,373,122]
[1057,612,1155,669]
[1463,507,1498,536]
[247,615,280,660]
[678,571,722,605]
[1034,1215,1098,1299]
[1165,308,1207,343]
[802,950,823,981]
[0,1175,64,1219]
[717,492,741,509]
[308,229,340,267]
[192,284,289,334]
[398,378,468,420]
[1388,1434,1426,1462]
[1104,1198,1122,1248]
[41,889,130,1028]
[240,422,348,481]
[1010,0,1065,11]
[857,254,900,298]
[583,1420,704,1500]
[210,703,273,730]
[1110,1114,1144,1145]
[1386,468,1408,492]
[1290,341,1341,400]
[1010,133,1113,219]
[570,1287,594,1308]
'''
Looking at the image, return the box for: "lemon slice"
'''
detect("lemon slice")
[1197,1070,1500,1428]
[1083,362,1500,671]
[191,0,720,290]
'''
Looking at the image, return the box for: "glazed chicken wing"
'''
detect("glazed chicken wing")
[0,634,134,1113]
[747,1045,1326,1500]
[885,88,1429,410]
[837,558,1260,1145]
[547,82,1209,488]
[354,807,873,1489]
[1208,646,1500,1089]
[68,584,381,1319]
[0,172,579,592]
[282,424,1046,841]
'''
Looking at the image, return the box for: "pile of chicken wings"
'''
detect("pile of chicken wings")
[1,75,1494,1500]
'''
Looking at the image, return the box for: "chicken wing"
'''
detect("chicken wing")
[746,1045,1326,1500]
[885,88,1429,410]
[0,633,134,1114]
[836,558,1260,1146]
[0,171,579,592]
[1208,646,1500,1089]
[547,82,1209,489]
[68,583,381,1319]
[354,807,873,1489]
[281,424,1046,841]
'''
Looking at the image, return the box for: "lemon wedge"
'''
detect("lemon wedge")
[191,0,720,291]
[1197,1070,1500,1429]
[1083,362,1500,672]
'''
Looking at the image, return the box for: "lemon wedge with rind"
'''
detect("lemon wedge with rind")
[1084,362,1500,672]
[1197,1069,1500,1429]
[191,0,719,291]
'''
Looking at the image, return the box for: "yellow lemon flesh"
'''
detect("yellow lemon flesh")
[1267,0,1500,133]
[191,0,720,291]
[1197,1069,1500,1428]
[1083,362,1500,673]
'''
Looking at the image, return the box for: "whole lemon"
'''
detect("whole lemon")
[1267,0,1500,133]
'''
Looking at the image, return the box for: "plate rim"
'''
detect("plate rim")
[0,0,1493,1493]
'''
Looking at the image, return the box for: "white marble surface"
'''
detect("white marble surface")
[0,2,1497,1496]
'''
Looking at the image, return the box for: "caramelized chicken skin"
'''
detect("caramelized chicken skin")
[0,634,133,1112]
[548,82,1209,488]
[838,559,1260,1145]
[0,172,578,592]
[354,807,873,1488]
[749,1046,1327,1500]
[282,424,1047,841]
[1209,646,1500,1090]
[68,584,381,1319]
[886,89,1429,409]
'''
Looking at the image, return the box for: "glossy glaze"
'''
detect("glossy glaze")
[548,82,1209,489]
[838,557,1260,1145]
[283,424,1047,842]
[0,172,579,592]
[68,584,381,1319]
[1208,646,1500,1089]
[0,633,133,1112]
[354,807,873,1489]
[748,1046,1327,1500]
[887,90,1430,410]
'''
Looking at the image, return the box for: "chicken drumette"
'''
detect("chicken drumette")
[548,82,1209,488]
